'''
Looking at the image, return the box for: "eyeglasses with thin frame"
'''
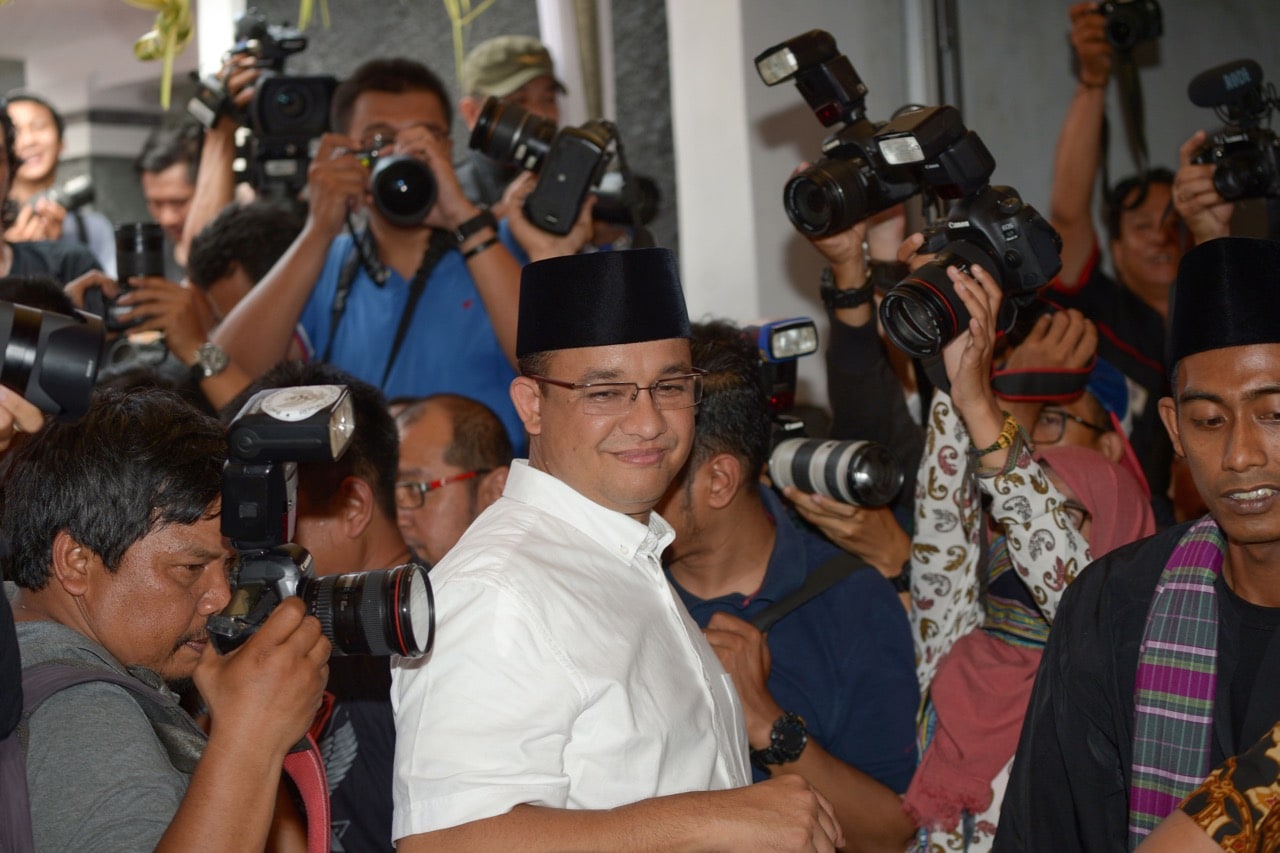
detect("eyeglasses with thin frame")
[526,368,707,416]
[1032,407,1109,445]
[1060,499,1092,534]
[394,470,490,509]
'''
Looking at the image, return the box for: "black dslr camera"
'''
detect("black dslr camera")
[469,98,616,235]
[754,29,919,238]
[874,106,1063,359]
[1097,0,1163,52]
[1189,59,1280,201]
[747,319,903,507]
[351,134,438,227]
[208,385,434,657]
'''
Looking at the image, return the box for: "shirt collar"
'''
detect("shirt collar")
[503,460,675,566]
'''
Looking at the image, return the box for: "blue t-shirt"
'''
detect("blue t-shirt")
[300,224,526,452]
[669,485,920,793]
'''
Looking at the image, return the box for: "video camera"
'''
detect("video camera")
[1189,59,1280,201]
[207,385,434,657]
[469,97,618,235]
[188,7,337,198]
[0,299,104,420]
[873,106,1063,359]
[748,318,903,507]
[754,30,919,238]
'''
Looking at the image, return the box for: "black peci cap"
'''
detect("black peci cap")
[1168,237,1280,367]
[516,247,691,358]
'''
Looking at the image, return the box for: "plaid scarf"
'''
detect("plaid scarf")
[1128,517,1225,848]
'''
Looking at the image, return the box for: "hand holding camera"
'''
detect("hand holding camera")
[114,276,214,364]
[0,387,44,452]
[502,171,596,261]
[1069,1,1113,88]
[194,597,331,756]
[4,196,66,244]
[1174,130,1235,244]
[939,264,1010,459]
[306,134,373,239]
[784,490,912,579]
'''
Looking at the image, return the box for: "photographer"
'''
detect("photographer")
[3,388,329,851]
[134,122,202,274]
[213,57,593,452]
[656,319,919,852]
[0,108,99,285]
[4,92,116,274]
[1047,2,1180,520]
[1172,129,1236,245]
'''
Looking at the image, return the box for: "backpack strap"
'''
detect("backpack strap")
[284,734,331,853]
[749,552,870,633]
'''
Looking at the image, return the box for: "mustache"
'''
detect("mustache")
[172,630,210,654]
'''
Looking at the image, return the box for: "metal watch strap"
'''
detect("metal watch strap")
[452,209,497,246]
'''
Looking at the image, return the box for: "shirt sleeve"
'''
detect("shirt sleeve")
[910,393,985,691]
[390,576,585,840]
[25,681,187,851]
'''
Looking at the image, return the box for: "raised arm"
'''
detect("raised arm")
[1050,2,1113,286]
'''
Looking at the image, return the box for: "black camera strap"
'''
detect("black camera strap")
[749,551,870,633]
[609,125,656,249]
[324,223,455,389]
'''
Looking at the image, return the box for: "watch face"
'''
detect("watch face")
[776,723,807,753]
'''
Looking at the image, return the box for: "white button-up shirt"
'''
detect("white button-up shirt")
[391,460,750,840]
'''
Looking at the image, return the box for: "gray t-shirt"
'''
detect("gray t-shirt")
[10,585,200,851]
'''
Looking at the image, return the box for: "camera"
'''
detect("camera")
[1189,59,1280,202]
[30,174,95,213]
[0,300,104,420]
[187,7,337,198]
[353,135,438,227]
[769,438,903,507]
[207,385,434,657]
[754,29,919,237]
[470,97,616,235]
[81,223,167,334]
[1097,0,1163,52]
[873,107,1063,359]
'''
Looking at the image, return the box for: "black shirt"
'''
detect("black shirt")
[9,240,100,285]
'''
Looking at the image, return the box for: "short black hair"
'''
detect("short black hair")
[0,274,77,316]
[1104,168,1175,242]
[397,394,513,473]
[3,388,226,590]
[187,200,305,290]
[5,92,65,141]
[688,320,773,477]
[0,104,17,182]
[134,120,203,184]
[330,58,452,135]
[221,362,399,521]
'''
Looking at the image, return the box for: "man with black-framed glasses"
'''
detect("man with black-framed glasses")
[392,248,843,851]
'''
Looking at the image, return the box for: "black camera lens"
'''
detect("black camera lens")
[783,159,871,237]
[301,563,434,657]
[273,85,308,119]
[470,97,556,172]
[1100,0,1162,52]
[879,242,994,359]
[370,155,438,227]
[0,301,104,420]
[115,222,166,282]
[769,438,903,507]
[1213,149,1276,201]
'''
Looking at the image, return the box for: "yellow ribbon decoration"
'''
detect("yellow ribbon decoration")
[297,0,331,31]
[443,0,498,85]
[123,0,193,110]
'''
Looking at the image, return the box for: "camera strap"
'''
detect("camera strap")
[749,551,870,633]
[324,225,455,389]
[990,357,1095,404]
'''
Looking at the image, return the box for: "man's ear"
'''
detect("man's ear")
[477,465,509,510]
[338,476,377,539]
[511,377,543,436]
[50,530,97,597]
[704,452,745,511]
[1158,395,1185,458]
[1096,430,1125,464]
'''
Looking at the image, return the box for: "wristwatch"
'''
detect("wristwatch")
[819,266,874,310]
[189,341,229,381]
[452,209,497,246]
[751,711,809,767]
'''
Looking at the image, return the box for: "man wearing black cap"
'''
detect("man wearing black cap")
[391,248,842,850]
[998,237,1280,851]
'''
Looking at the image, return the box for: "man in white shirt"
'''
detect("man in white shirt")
[392,248,843,850]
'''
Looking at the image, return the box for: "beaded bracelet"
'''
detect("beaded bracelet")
[973,410,1019,458]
